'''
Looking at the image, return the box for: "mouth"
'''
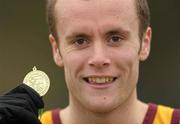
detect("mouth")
[83,76,117,84]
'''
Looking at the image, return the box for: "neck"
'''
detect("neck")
[60,90,148,124]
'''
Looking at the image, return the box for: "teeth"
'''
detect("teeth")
[87,77,114,84]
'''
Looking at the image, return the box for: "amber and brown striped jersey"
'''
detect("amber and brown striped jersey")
[40,103,180,124]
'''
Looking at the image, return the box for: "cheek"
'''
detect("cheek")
[114,48,140,99]
[62,51,87,87]
[63,57,79,93]
[115,47,139,67]
[64,51,86,74]
[114,46,140,82]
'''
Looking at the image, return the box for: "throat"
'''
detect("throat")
[60,100,148,124]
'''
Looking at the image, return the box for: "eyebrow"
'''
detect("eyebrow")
[66,32,90,41]
[105,28,130,38]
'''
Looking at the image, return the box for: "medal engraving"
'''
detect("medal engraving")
[23,66,50,96]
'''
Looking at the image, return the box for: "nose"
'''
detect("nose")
[88,42,111,68]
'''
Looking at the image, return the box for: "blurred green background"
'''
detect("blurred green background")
[0,0,179,110]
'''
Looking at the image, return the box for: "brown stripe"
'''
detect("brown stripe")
[171,109,180,124]
[143,103,157,124]
[52,109,61,124]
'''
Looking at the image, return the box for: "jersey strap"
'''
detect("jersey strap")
[143,103,157,124]
[52,109,61,124]
[171,108,180,124]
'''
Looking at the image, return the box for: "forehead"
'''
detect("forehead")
[55,0,137,18]
[54,0,138,35]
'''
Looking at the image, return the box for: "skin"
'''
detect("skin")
[49,0,152,123]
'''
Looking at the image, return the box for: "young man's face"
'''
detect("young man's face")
[50,0,151,112]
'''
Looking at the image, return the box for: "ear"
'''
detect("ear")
[49,34,64,67]
[139,27,152,61]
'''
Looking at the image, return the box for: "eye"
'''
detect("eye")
[75,38,87,45]
[110,35,122,43]
[74,37,89,47]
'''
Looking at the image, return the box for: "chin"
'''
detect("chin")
[89,104,117,113]
[84,98,119,113]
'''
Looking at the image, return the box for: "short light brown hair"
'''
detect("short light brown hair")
[46,0,150,41]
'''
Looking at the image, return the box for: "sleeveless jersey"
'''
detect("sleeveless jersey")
[40,103,180,124]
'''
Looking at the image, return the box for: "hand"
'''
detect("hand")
[0,84,44,124]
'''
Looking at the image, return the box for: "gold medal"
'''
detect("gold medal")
[23,66,50,96]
